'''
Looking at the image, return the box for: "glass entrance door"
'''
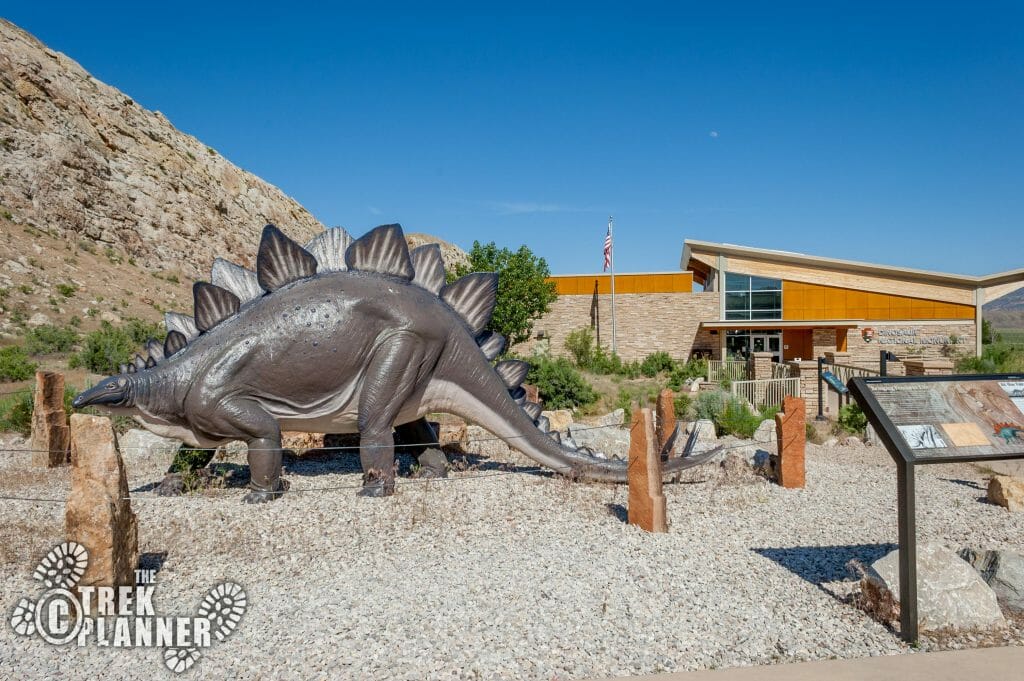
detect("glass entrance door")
[750,333,782,362]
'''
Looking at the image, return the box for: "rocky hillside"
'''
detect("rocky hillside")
[0,19,324,275]
[0,20,466,343]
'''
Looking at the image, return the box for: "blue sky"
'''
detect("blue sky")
[6,2,1022,275]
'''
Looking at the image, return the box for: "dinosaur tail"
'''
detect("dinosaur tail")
[432,336,721,483]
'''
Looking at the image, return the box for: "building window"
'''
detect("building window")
[725,272,782,320]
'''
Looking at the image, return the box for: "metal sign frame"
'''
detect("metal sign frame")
[848,372,1024,642]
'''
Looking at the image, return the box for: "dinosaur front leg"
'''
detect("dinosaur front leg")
[244,436,286,503]
[357,333,426,497]
[192,396,285,503]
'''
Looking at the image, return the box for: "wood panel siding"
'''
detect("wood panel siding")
[714,255,976,306]
[782,281,974,321]
[548,272,693,295]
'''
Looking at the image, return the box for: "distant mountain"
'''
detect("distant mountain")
[984,287,1024,329]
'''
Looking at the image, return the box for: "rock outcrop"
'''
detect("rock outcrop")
[0,19,323,278]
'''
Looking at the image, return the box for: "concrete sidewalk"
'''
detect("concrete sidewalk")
[601,645,1024,681]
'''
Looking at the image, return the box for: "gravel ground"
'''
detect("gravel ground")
[0,431,1022,680]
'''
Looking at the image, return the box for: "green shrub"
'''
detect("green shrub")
[692,390,727,422]
[673,394,692,420]
[837,403,868,434]
[565,327,595,368]
[563,326,637,377]
[25,324,79,355]
[667,358,708,390]
[0,346,37,381]
[717,396,763,438]
[688,389,769,438]
[957,342,1024,374]
[124,317,166,344]
[639,351,676,378]
[168,447,215,473]
[0,391,33,435]
[526,356,597,410]
[56,283,77,297]
[69,322,136,374]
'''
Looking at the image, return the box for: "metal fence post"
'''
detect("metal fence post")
[816,356,826,420]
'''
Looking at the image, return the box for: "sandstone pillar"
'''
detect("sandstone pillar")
[751,351,775,381]
[628,408,667,533]
[774,395,806,489]
[65,414,138,595]
[30,371,70,468]
[655,389,676,453]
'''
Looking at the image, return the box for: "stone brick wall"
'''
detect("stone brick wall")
[845,322,975,368]
[519,291,721,361]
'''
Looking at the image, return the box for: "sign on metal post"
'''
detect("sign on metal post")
[821,370,849,395]
[848,373,1024,642]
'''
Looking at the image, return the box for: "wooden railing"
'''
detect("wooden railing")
[730,377,801,409]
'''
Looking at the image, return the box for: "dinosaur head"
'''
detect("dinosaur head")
[72,374,136,410]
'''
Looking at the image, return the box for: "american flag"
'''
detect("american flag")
[602,224,612,271]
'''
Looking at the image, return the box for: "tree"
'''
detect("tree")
[451,241,558,348]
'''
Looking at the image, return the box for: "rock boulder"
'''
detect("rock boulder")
[988,475,1024,512]
[863,541,1005,631]
[959,548,1024,613]
[541,409,574,434]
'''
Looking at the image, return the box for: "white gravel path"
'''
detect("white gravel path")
[0,433,1022,680]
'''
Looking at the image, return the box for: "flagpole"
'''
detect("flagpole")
[609,215,617,356]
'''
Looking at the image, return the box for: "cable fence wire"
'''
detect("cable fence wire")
[0,433,755,506]
[0,422,633,454]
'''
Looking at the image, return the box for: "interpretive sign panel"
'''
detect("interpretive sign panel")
[848,373,1024,643]
[851,375,1024,463]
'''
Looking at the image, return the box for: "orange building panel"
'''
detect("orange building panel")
[781,280,973,321]
[548,272,693,296]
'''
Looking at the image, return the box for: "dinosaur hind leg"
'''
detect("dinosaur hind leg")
[357,333,427,497]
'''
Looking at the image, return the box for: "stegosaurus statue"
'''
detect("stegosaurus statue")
[74,224,715,501]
